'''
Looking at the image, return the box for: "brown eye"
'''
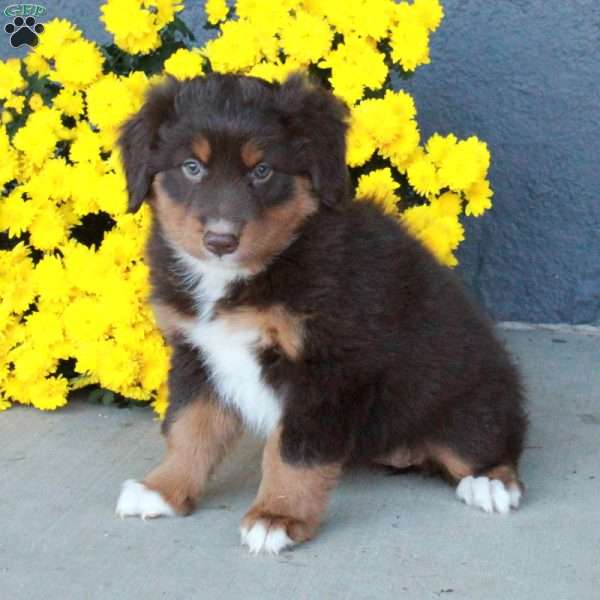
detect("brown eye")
[251,162,273,182]
[182,158,206,182]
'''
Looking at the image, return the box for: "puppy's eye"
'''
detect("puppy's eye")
[182,158,206,182]
[251,162,273,183]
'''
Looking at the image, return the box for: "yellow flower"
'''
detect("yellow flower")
[53,39,104,89]
[402,204,464,267]
[390,3,431,72]
[23,50,50,76]
[53,88,84,118]
[164,48,205,80]
[0,58,25,99]
[28,93,44,111]
[431,191,462,217]
[28,206,67,251]
[356,168,400,214]
[206,0,229,24]
[0,190,37,238]
[407,156,440,197]
[69,123,104,165]
[426,133,457,165]
[204,19,273,72]
[279,11,333,65]
[413,0,444,31]
[4,93,25,113]
[437,137,490,192]
[86,73,137,137]
[30,376,69,410]
[35,19,82,60]
[147,0,184,29]
[320,37,388,105]
[465,179,493,216]
[12,107,66,166]
[101,0,163,55]
[33,255,71,303]
[248,59,302,82]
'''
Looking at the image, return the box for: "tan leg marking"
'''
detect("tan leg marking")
[238,176,318,273]
[241,427,340,552]
[215,304,307,361]
[427,445,475,481]
[143,396,242,515]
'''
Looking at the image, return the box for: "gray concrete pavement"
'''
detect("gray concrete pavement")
[1,328,599,599]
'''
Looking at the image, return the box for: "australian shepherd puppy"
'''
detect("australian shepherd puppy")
[115,73,527,555]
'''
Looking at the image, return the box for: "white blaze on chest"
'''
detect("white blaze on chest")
[174,249,282,436]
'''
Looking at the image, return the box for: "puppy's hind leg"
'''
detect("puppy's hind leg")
[428,446,523,515]
[116,393,241,519]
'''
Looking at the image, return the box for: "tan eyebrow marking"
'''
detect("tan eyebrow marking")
[192,136,211,163]
[240,140,264,168]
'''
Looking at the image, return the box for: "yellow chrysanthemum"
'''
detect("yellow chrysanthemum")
[12,107,67,166]
[390,3,431,72]
[0,58,25,99]
[101,0,162,55]
[53,39,104,89]
[206,0,229,24]
[407,157,440,197]
[437,137,490,192]
[320,37,388,105]
[465,179,493,216]
[4,93,25,113]
[86,74,138,141]
[53,88,84,118]
[413,0,444,32]
[23,50,50,76]
[279,11,333,65]
[164,48,204,80]
[35,19,82,59]
[356,168,400,214]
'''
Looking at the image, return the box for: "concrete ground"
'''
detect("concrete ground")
[1,328,599,599]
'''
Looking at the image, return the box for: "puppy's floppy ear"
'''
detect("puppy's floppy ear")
[118,77,180,213]
[276,74,350,209]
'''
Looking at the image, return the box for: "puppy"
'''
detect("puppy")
[115,73,527,554]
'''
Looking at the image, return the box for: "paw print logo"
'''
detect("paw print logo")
[5,16,44,48]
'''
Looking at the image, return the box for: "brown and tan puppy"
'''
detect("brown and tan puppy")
[115,73,527,554]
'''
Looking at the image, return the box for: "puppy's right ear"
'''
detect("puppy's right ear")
[118,77,180,213]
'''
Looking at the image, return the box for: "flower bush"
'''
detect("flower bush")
[0,0,494,415]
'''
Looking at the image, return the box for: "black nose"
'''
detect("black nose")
[203,231,239,256]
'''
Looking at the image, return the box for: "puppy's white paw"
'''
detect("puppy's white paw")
[240,520,295,555]
[115,479,176,520]
[456,475,521,514]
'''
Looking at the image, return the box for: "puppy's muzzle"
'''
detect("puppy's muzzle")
[203,231,239,256]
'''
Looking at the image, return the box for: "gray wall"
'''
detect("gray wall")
[402,0,600,324]
[2,1,599,324]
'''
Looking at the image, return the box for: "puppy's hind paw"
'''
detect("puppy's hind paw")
[115,479,176,520]
[456,475,521,515]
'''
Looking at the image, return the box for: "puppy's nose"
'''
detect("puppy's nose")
[203,231,239,256]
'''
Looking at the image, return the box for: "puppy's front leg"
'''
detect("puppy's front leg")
[241,426,341,555]
[116,391,241,519]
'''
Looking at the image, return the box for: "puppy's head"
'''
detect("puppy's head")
[118,73,349,271]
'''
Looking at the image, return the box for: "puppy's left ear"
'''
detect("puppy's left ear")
[277,74,350,209]
[118,77,180,213]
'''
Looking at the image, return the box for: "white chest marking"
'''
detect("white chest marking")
[173,248,282,436]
